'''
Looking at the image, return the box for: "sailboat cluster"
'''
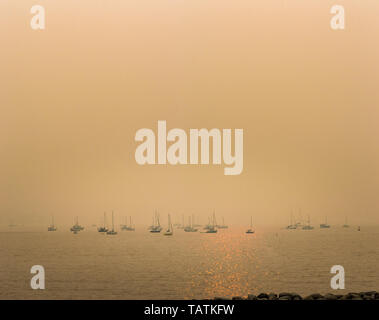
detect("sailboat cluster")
[285,213,352,230]
[61,211,253,236]
[43,211,358,236]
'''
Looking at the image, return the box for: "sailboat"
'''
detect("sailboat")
[150,211,162,233]
[70,216,84,233]
[48,216,57,231]
[176,214,185,229]
[98,212,108,233]
[106,211,117,235]
[343,216,350,228]
[163,214,174,236]
[121,216,135,231]
[121,216,128,230]
[286,212,297,229]
[184,215,198,232]
[217,217,228,229]
[205,211,217,233]
[246,216,255,234]
[320,216,330,228]
[203,217,212,230]
[302,215,314,230]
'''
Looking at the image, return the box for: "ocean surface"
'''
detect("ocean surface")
[1,226,378,299]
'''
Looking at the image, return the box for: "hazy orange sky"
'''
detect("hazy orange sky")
[1,0,378,227]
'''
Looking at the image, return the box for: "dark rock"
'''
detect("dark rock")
[363,292,376,299]
[279,292,293,298]
[257,293,269,299]
[291,294,302,300]
[324,293,338,300]
[310,293,324,300]
[346,292,360,299]
[268,293,278,300]
[221,291,376,301]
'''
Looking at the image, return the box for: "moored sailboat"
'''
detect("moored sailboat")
[204,211,217,233]
[106,211,117,235]
[343,216,350,228]
[98,212,108,233]
[48,216,57,232]
[121,216,135,231]
[246,216,255,234]
[163,214,173,236]
[184,215,198,232]
[70,217,84,233]
[302,215,314,230]
[150,211,162,233]
[320,216,330,228]
[217,217,228,229]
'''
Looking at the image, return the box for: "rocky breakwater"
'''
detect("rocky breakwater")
[213,291,379,300]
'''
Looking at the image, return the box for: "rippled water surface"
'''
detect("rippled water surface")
[1,226,378,299]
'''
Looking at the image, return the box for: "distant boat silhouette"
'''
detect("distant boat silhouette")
[246,216,255,234]
[70,217,84,233]
[184,215,198,232]
[150,211,162,233]
[217,217,228,229]
[48,216,57,231]
[163,214,173,236]
[204,211,217,233]
[286,212,297,230]
[320,216,330,229]
[121,216,135,231]
[302,215,314,230]
[106,211,117,235]
[343,216,350,228]
[98,212,108,233]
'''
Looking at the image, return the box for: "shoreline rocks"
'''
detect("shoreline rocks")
[214,291,379,300]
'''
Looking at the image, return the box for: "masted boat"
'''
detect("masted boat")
[106,211,117,235]
[48,216,57,232]
[98,212,108,233]
[163,214,173,236]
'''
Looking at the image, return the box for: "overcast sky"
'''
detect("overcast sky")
[1,0,378,227]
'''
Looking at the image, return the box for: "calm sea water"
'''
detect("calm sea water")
[0,226,378,299]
